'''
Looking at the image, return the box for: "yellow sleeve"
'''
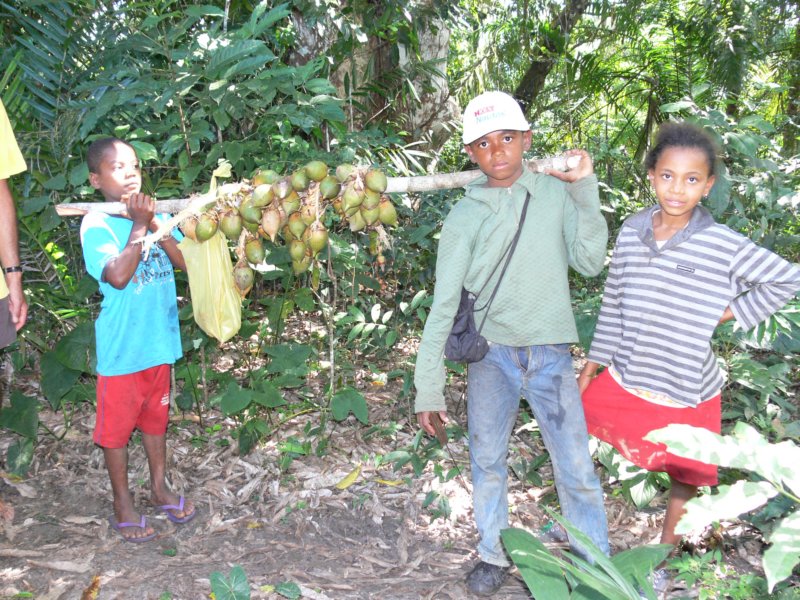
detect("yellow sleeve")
[0,100,27,180]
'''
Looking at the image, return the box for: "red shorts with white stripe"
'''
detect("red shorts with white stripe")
[94,364,171,449]
[581,368,720,487]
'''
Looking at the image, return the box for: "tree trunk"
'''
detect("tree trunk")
[290,1,457,152]
[395,5,459,150]
[513,0,589,113]
[784,18,800,156]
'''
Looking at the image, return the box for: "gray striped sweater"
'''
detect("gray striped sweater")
[588,205,800,407]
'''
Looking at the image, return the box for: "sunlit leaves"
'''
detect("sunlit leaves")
[330,387,368,424]
[647,422,800,591]
[209,565,250,600]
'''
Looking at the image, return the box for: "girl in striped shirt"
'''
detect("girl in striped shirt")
[578,122,800,578]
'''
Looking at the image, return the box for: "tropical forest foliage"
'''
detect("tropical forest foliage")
[1,0,798,596]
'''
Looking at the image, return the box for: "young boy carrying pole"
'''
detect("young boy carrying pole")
[81,137,195,542]
[414,92,610,596]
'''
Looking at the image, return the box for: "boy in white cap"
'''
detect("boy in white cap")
[414,91,610,595]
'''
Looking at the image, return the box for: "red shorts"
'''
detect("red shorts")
[94,365,171,448]
[582,369,720,487]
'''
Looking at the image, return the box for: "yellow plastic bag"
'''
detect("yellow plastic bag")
[178,232,241,342]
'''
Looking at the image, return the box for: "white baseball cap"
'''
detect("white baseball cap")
[462,91,530,144]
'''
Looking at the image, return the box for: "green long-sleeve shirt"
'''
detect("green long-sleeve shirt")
[413,169,608,412]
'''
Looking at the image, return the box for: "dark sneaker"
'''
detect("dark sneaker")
[651,568,670,596]
[639,568,670,599]
[465,561,509,596]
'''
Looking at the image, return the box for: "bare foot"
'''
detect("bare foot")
[151,491,196,523]
[110,501,155,542]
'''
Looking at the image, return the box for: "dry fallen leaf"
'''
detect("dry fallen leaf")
[2,477,37,498]
[28,555,94,574]
[335,464,362,490]
[374,478,405,487]
[0,498,14,523]
[80,574,101,600]
[62,516,102,525]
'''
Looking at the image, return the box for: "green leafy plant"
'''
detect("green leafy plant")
[647,422,800,592]
[501,509,672,599]
[669,549,771,600]
[330,387,368,424]
[380,427,462,479]
[209,564,250,600]
[273,581,301,599]
[0,390,39,475]
[594,441,670,509]
[422,489,452,520]
[278,436,312,472]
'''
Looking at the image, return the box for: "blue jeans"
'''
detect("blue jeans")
[467,343,609,566]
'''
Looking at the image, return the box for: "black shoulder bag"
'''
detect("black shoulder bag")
[444,192,531,363]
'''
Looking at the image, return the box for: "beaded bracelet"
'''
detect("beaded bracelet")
[2,266,23,274]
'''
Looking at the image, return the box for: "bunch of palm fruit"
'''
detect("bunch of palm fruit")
[180,161,398,297]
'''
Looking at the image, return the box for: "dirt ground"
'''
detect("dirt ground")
[0,370,774,600]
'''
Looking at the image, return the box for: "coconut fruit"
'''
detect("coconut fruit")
[348,210,366,232]
[292,255,311,275]
[233,260,255,297]
[272,177,292,200]
[239,199,262,224]
[252,184,274,208]
[304,160,328,182]
[319,175,341,200]
[361,188,381,210]
[299,203,317,225]
[245,238,266,264]
[282,191,301,216]
[288,238,307,262]
[365,169,387,193]
[195,213,218,242]
[220,211,243,240]
[378,198,398,226]
[361,204,380,226]
[281,224,295,241]
[307,221,328,254]
[287,211,307,239]
[261,205,285,242]
[342,184,365,212]
[291,169,310,192]
[181,216,199,242]
[252,168,280,186]
[335,163,356,182]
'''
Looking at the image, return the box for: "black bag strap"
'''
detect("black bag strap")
[473,191,531,333]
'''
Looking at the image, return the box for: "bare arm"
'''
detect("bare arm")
[718,307,735,325]
[0,179,27,330]
[101,193,154,289]
[578,360,601,395]
[150,218,186,272]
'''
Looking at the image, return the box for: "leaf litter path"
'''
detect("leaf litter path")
[0,377,760,599]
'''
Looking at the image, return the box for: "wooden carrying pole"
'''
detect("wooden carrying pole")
[54,155,580,217]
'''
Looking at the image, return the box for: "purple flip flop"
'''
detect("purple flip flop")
[108,515,157,543]
[158,495,196,524]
